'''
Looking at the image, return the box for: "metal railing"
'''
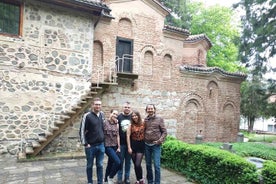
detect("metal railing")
[115,54,133,73]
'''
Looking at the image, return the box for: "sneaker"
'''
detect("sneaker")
[108,176,115,184]
[125,179,130,184]
[139,178,145,184]
[117,180,123,184]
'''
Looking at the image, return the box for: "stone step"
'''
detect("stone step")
[50,125,59,131]
[72,105,82,109]
[79,100,87,104]
[55,120,64,125]
[38,135,47,142]
[59,114,71,120]
[84,96,93,99]
[63,109,76,114]
[31,141,41,148]
[44,130,53,137]
[25,146,34,154]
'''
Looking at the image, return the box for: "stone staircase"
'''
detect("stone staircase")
[20,63,118,158]
[23,86,106,157]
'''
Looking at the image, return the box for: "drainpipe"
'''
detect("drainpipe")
[94,9,104,29]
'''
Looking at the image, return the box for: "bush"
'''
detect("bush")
[262,160,276,184]
[161,138,259,184]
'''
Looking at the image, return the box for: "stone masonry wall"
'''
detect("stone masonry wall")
[0,1,94,156]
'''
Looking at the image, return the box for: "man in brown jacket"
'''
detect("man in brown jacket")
[144,104,167,184]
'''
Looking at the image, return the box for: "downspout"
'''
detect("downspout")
[94,9,104,29]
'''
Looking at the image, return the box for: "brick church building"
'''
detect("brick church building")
[0,0,246,157]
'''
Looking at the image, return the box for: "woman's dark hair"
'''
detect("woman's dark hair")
[131,110,142,124]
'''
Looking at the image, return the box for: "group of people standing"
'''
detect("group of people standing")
[80,98,167,184]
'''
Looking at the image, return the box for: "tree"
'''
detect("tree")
[234,0,276,77]
[241,77,276,132]
[240,78,266,132]
[161,0,243,72]
[162,0,192,29]
[234,0,276,130]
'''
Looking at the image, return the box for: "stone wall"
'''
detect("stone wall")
[0,1,94,155]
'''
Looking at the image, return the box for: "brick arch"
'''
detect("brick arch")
[219,101,239,142]
[139,45,157,56]
[222,100,237,112]
[207,80,219,98]
[181,93,205,110]
[117,13,137,27]
[162,54,172,79]
[92,40,104,83]
[160,49,175,60]
[118,17,133,38]
[177,93,205,143]
[143,50,154,76]
[93,40,103,66]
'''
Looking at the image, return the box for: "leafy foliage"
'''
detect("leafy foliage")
[161,0,243,72]
[234,0,276,77]
[262,161,276,184]
[240,77,276,131]
[162,137,259,184]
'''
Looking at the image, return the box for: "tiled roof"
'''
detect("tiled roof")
[163,25,191,36]
[42,0,112,17]
[179,65,247,79]
[153,0,171,13]
[184,34,212,48]
[73,0,110,10]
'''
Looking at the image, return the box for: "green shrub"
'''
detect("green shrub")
[261,160,276,184]
[162,138,259,184]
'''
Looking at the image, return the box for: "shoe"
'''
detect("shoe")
[139,178,145,184]
[117,180,123,184]
[108,176,115,184]
[135,181,139,184]
[125,179,130,184]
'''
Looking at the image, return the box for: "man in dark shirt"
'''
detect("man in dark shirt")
[80,98,105,184]
[117,101,132,184]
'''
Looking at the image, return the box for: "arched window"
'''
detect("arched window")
[143,51,153,75]
[163,54,172,78]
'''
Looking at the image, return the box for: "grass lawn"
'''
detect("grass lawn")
[202,132,276,162]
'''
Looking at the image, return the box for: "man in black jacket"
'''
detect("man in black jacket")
[80,98,105,184]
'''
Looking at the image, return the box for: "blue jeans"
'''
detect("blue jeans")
[145,144,161,184]
[85,143,105,184]
[117,144,131,181]
[105,146,121,180]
